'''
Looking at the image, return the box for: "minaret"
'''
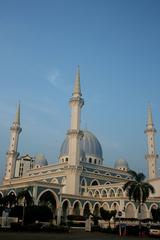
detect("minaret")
[67,65,84,166]
[145,105,158,179]
[66,66,84,195]
[4,103,22,180]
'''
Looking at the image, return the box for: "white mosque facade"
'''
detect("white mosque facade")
[0,68,160,224]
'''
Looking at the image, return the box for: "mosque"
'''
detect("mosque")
[0,67,160,224]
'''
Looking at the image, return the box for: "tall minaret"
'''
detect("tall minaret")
[67,65,84,166]
[145,105,158,179]
[66,66,84,195]
[4,103,22,180]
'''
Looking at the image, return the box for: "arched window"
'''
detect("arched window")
[109,189,115,197]
[91,180,99,186]
[101,189,107,197]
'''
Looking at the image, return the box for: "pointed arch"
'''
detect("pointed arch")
[61,198,71,208]
[94,170,100,174]
[81,177,87,186]
[105,181,111,185]
[138,204,148,219]
[8,190,17,196]
[90,179,99,186]
[125,202,136,218]
[111,202,119,211]
[51,178,59,184]
[109,188,115,197]
[72,200,82,215]
[149,203,159,218]
[116,188,124,197]
[101,189,107,197]
[102,202,109,210]
[83,201,92,218]
[94,190,100,198]
[93,202,101,217]
[42,179,47,183]
[37,189,58,218]
[88,190,93,197]
[62,199,71,222]
[80,177,87,195]
[37,189,59,204]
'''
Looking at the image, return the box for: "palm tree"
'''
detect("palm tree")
[123,170,155,235]
[17,188,33,206]
[17,188,33,224]
[123,170,155,206]
[0,193,17,208]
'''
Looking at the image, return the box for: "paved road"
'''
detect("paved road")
[0,231,156,240]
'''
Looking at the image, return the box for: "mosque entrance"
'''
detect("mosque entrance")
[38,190,57,220]
[62,200,70,222]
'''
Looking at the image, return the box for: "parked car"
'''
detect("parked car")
[149,225,160,237]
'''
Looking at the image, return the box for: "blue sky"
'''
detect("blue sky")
[0,0,160,181]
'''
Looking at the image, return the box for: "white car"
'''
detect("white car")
[149,226,160,237]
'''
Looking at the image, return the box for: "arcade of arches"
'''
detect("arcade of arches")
[0,189,157,221]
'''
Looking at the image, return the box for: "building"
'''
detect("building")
[0,67,160,224]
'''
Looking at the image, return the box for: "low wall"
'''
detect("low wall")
[0,217,18,228]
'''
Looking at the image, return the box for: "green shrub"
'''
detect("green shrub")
[10,206,23,219]
[100,208,117,221]
[67,215,86,221]
[24,205,53,224]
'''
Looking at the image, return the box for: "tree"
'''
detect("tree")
[17,188,33,224]
[17,188,33,206]
[151,207,160,222]
[123,170,155,235]
[0,193,17,208]
[100,208,117,221]
[123,170,155,207]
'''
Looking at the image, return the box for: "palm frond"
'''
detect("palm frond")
[122,170,155,204]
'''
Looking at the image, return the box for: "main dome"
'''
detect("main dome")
[59,130,103,165]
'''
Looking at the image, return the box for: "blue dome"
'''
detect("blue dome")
[114,159,129,170]
[34,154,48,167]
[59,130,103,159]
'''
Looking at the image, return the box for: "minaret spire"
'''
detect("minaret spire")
[4,103,22,181]
[73,65,81,96]
[64,67,84,195]
[15,102,20,125]
[145,105,158,179]
[147,104,153,127]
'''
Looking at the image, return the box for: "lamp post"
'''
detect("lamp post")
[57,187,62,225]
[22,197,26,225]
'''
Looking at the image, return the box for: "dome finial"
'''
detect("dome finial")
[73,65,81,96]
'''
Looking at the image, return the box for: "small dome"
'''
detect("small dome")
[59,130,103,164]
[114,159,129,171]
[34,154,48,167]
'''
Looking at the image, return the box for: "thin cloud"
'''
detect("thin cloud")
[47,70,70,93]
[48,71,59,88]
